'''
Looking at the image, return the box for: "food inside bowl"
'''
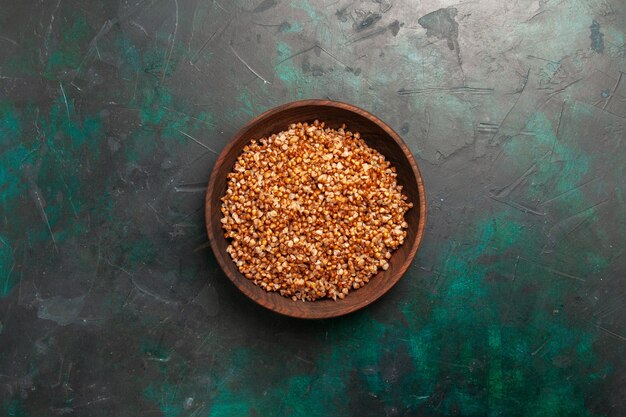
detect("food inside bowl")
[220,120,412,301]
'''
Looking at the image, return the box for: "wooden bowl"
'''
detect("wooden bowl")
[206,100,426,319]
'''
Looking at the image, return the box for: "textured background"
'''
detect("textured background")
[0,0,625,416]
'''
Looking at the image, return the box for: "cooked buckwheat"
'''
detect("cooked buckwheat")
[221,120,412,301]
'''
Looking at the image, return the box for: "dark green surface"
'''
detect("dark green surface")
[0,0,625,416]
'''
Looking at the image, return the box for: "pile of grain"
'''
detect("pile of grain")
[221,120,411,301]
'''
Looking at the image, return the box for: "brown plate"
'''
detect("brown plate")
[205,100,426,319]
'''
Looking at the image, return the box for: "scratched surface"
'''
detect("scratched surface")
[0,0,625,415]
